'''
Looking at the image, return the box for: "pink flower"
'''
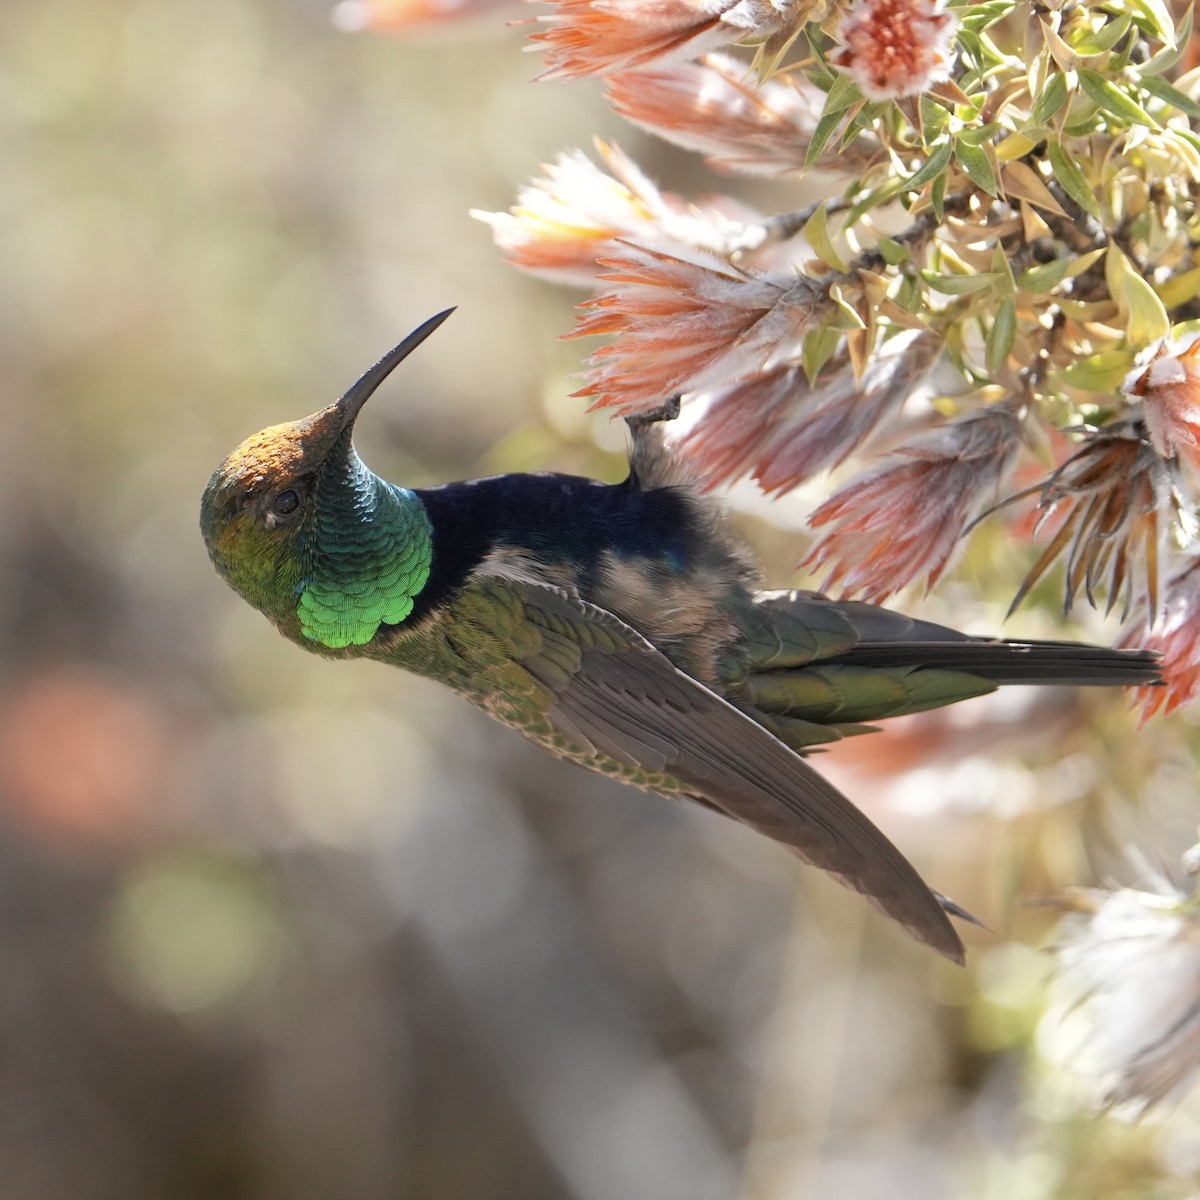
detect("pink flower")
[1005,423,1180,620]
[606,53,861,179]
[472,141,763,286]
[569,241,828,414]
[531,0,805,82]
[678,331,941,492]
[832,0,957,102]
[1123,553,1200,719]
[1124,336,1200,470]
[803,406,1023,602]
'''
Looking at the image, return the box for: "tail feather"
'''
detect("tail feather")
[750,589,1162,688]
[833,639,1162,687]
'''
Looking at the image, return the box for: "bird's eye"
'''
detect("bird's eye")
[272,489,300,516]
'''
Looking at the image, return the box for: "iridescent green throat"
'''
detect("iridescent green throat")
[298,450,433,649]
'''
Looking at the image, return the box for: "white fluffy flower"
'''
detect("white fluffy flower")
[1044,876,1200,1113]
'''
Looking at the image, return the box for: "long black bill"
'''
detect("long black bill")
[335,308,456,430]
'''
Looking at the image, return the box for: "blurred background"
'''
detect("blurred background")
[3,2,1200,1197]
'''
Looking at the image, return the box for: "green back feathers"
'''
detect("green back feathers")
[297,451,433,649]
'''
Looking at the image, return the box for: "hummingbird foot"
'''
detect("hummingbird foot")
[625,394,682,429]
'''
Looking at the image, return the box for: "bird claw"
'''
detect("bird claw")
[625,395,681,429]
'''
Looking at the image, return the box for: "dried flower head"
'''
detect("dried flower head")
[1047,879,1200,1113]
[832,0,957,102]
[1123,552,1200,719]
[606,53,849,179]
[678,331,941,492]
[1124,336,1200,471]
[1005,423,1181,620]
[472,142,760,285]
[531,0,805,82]
[570,241,828,414]
[803,405,1023,602]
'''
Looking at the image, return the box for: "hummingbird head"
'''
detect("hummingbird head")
[200,309,453,649]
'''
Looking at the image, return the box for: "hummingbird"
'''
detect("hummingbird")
[200,309,1160,963]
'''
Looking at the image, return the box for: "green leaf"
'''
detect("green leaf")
[958,122,1001,147]
[919,94,951,144]
[804,108,846,169]
[1066,247,1106,276]
[1078,68,1160,128]
[1059,349,1136,391]
[986,297,1017,374]
[957,0,1017,32]
[829,283,867,328]
[877,237,911,265]
[1128,0,1174,42]
[921,270,1002,295]
[1144,2,1192,74]
[804,203,849,273]
[1071,12,1131,54]
[1029,71,1069,125]
[895,273,923,312]
[1156,266,1200,310]
[932,170,947,222]
[801,326,843,384]
[1019,259,1072,293]
[955,136,998,195]
[1105,244,1169,343]
[1141,73,1200,119]
[1123,270,1172,343]
[955,27,984,64]
[1046,139,1100,217]
[824,71,867,115]
[991,244,1017,294]
[904,138,954,191]
[843,177,902,229]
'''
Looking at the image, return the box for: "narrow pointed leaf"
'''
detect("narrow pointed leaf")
[921,271,1001,295]
[804,203,849,273]
[987,297,1017,373]
[1071,12,1131,55]
[1058,349,1136,390]
[1078,68,1160,128]
[1156,266,1200,310]
[1001,160,1066,214]
[1030,68,1070,125]
[955,136,999,194]
[904,139,954,191]
[877,238,911,265]
[1140,73,1200,118]
[805,108,846,169]
[1019,258,1071,293]
[1123,270,1172,343]
[1144,3,1191,74]
[1046,139,1100,216]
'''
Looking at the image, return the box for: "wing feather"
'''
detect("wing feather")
[501,579,963,961]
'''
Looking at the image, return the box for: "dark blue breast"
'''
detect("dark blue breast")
[413,472,697,615]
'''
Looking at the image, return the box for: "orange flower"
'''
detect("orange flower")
[1123,553,1200,719]
[531,0,804,81]
[832,0,957,102]
[607,53,847,179]
[678,331,941,491]
[803,406,1022,601]
[473,141,762,285]
[1005,423,1180,620]
[1124,336,1200,471]
[570,241,827,414]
